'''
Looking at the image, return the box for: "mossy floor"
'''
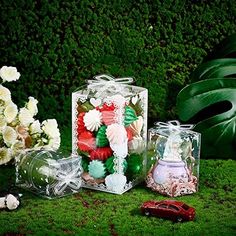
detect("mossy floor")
[0,130,235,236]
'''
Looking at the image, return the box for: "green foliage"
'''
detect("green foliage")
[1,0,236,129]
[177,35,236,159]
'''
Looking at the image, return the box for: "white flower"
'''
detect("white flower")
[18,107,34,126]
[11,140,24,156]
[0,147,12,165]
[4,102,18,123]
[2,126,17,146]
[47,136,61,150]
[0,115,7,131]
[0,66,20,82]
[26,96,38,116]
[0,85,11,102]
[42,119,60,138]
[29,120,42,134]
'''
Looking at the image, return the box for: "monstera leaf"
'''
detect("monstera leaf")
[177,78,236,158]
[177,36,236,159]
[191,58,236,82]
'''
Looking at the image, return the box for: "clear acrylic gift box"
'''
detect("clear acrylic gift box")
[15,149,82,198]
[147,120,200,197]
[72,74,148,194]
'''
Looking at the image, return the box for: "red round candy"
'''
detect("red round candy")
[98,103,116,112]
[78,131,96,152]
[77,112,86,134]
[126,127,133,141]
[90,147,113,161]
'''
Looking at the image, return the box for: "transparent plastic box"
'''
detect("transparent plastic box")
[15,149,82,198]
[147,121,200,197]
[72,74,148,194]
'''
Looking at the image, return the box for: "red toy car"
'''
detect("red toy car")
[141,200,195,222]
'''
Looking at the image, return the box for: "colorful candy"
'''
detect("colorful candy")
[77,131,96,152]
[105,156,128,174]
[106,124,127,145]
[124,106,138,127]
[84,109,102,132]
[90,147,113,161]
[127,153,143,177]
[96,125,109,147]
[77,112,86,134]
[88,160,106,179]
[129,116,143,137]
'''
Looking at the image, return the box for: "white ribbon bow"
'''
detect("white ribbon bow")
[155,120,194,132]
[53,166,82,196]
[87,74,134,97]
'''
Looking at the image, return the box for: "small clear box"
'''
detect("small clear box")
[15,149,82,198]
[147,121,200,197]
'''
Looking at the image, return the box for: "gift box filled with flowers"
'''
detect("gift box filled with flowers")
[72,74,148,194]
[147,121,200,197]
[16,149,82,198]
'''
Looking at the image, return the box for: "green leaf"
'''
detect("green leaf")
[190,58,236,82]
[177,78,236,159]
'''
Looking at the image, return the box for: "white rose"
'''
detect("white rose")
[42,119,60,138]
[0,115,7,131]
[0,85,11,102]
[18,107,34,127]
[26,97,38,116]
[2,126,17,146]
[0,66,20,83]
[29,120,42,134]
[0,147,12,165]
[4,102,18,123]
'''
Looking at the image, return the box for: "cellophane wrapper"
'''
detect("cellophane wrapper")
[72,77,148,194]
[15,149,82,198]
[147,123,200,197]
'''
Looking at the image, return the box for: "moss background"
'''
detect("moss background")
[0,0,236,235]
[1,0,236,128]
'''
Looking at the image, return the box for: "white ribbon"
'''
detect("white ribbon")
[155,120,194,132]
[53,166,82,196]
[87,74,134,97]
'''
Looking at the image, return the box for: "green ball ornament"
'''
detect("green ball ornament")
[88,160,106,179]
[127,153,143,177]
[96,125,109,147]
[105,156,128,174]
[124,106,138,126]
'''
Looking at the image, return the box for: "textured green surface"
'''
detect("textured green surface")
[1,0,236,128]
[0,131,236,236]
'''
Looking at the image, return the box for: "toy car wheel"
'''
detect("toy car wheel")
[144,210,150,216]
[177,217,183,222]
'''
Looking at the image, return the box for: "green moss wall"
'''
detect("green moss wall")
[1,0,236,127]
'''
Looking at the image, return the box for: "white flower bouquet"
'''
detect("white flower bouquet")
[0,66,61,165]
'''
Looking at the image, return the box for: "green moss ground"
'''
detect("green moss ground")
[0,131,235,236]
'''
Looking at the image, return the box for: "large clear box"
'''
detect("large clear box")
[72,74,148,194]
